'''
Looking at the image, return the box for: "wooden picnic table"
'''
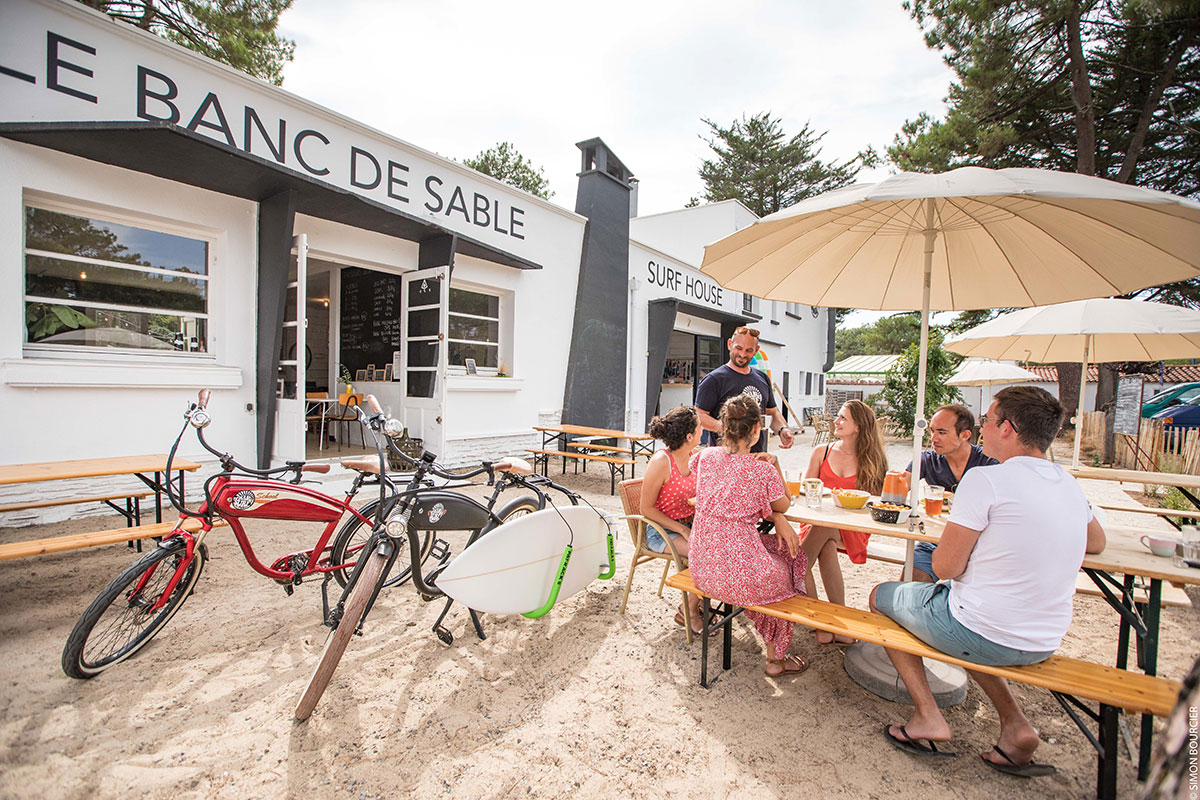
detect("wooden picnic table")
[533,424,655,457]
[783,496,1198,778]
[0,454,201,525]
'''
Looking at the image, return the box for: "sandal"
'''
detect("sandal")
[674,608,710,637]
[765,654,809,677]
[816,631,856,646]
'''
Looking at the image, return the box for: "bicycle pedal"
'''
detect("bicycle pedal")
[282,584,294,597]
[430,538,451,564]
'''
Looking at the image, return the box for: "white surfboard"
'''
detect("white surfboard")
[436,505,611,615]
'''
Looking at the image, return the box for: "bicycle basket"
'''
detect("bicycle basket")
[387,430,424,469]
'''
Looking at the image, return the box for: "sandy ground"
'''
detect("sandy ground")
[1,432,1197,799]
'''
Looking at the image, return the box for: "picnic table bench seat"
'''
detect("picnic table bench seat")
[0,516,226,561]
[525,449,635,494]
[665,569,1181,800]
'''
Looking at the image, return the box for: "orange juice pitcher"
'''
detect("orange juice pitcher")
[882,471,909,505]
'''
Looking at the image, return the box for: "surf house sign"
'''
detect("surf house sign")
[1,0,537,252]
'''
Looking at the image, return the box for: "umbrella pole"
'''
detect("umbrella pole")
[907,200,936,580]
[1072,335,1091,466]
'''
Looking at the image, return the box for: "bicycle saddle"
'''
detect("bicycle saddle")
[340,458,383,475]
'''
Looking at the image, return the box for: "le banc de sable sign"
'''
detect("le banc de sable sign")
[2,6,535,249]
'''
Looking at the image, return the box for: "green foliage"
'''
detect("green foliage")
[891,0,1200,303]
[835,313,923,360]
[25,303,96,339]
[79,0,296,84]
[697,112,868,217]
[462,142,553,200]
[878,341,963,437]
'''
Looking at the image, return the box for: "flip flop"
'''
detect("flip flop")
[816,631,856,646]
[674,609,711,637]
[764,654,809,677]
[981,745,1056,777]
[883,724,957,758]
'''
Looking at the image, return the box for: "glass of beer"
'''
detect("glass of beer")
[804,478,824,509]
[924,485,945,516]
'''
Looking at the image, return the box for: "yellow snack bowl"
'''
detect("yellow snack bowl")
[831,489,870,509]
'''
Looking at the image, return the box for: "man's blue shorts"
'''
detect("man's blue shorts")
[912,541,939,580]
[873,581,1055,667]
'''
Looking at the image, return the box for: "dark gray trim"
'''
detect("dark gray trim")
[646,299,679,425]
[419,233,456,273]
[256,190,296,468]
[0,121,540,271]
[785,311,802,320]
[824,309,837,372]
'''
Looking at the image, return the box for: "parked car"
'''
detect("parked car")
[1149,403,1200,430]
[1142,382,1200,417]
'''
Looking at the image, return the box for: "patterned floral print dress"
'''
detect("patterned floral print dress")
[688,447,809,659]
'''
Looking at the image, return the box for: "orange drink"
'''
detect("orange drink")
[924,485,945,516]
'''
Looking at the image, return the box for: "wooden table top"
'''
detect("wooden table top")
[533,424,654,441]
[0,454,202,486]
[783,499,1200,587]
[1066,465,1200,490]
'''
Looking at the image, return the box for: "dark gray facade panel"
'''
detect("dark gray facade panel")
[562,141,632,430]
[645,299,678,426]
[256,189,296,468]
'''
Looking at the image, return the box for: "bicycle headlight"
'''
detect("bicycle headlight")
[383,418,405,438]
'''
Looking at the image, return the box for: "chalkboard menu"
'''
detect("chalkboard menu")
[1113,374,1144,436]
[339,267,403,377]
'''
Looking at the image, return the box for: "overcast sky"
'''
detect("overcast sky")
[277,1,955,218]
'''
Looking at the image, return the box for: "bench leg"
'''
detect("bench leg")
[1051,692,1119,800]
[1136,580,1162,780]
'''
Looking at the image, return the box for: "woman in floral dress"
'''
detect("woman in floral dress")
[689,395,810,677]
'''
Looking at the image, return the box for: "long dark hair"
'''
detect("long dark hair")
[841,400,886,495]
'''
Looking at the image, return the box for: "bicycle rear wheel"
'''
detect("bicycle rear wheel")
[294,543,389,721]
[329,499,433,589]
[62,538,207,679]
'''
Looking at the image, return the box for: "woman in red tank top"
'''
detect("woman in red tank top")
[800,400,887,644]
[642,406,703,634]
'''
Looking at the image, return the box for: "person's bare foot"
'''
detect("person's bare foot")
[765,654,809,677]
[886,711,951,745]
[981,723,1041,768]
[815,630,855,646]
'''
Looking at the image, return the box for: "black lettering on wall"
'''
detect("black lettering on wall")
[491,199,508,234]
[446,186,470,222]
[350,146,381,189]
[293,129,330,176]
[136,65,179,123]
[186,91,236,146]
[472,193,490,227]
[509,206,525,240]
[1,65,36,84]
[386,160,409,202]
[244,106,285,163]
[424,176,444,212]
[47,31,96,103]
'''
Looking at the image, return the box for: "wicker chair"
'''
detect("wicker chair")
[616,478,693,643]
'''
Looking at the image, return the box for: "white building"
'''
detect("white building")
[0,0,832,520]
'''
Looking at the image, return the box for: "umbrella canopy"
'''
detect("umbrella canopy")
[699,167,1200,520]
[942,299,1200,362]
[701,167,1200,311]
[947,359,1042,387]
[945,299,1200,464]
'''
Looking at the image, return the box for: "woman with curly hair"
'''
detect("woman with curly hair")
[642,405,703,635]
[801,399,887,644]
[688,395,809,677]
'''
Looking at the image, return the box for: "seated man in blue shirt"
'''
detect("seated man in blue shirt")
[905,405,997,582]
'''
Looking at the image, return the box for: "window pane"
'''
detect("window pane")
[449,341,498,368]
[407,371,436,398]
[25,207,208,275]
[25,302,207,351]
[409,275,441,306]
[25,254,206,313]
[449,288,498,318]
[408,308,440,337]
[407,340,438,367]
[448,315,499,343]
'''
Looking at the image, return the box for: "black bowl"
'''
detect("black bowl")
[867,502,911,524]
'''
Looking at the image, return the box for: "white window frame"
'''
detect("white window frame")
[447,283,507,376]
[22,196,215,362]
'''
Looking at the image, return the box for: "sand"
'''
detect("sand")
[1,433,1197,799]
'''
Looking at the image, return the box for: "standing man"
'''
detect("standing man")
[870,387,1105,776]
[904,404,997,582]
[695,326,794,453]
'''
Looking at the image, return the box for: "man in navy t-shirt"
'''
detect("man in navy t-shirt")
[904,404,997,581]
[695,326,794,453]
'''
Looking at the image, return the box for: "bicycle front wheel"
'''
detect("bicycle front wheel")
[294,544,388,721]
[330,500,433,589]
[62,538,207,679]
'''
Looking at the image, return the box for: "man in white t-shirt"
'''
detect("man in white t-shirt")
[869,386,1106,777]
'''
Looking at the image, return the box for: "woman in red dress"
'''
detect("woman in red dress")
[800,399,888,644]
[688,396,809,677]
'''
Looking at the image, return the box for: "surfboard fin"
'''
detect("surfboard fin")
[522,545,573,619]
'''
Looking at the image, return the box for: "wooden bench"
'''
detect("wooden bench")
[0,516,226,561]
[0,490,155,527]
[665,569,1180,800]
[566,441,633,455]
[525,449,635,494]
